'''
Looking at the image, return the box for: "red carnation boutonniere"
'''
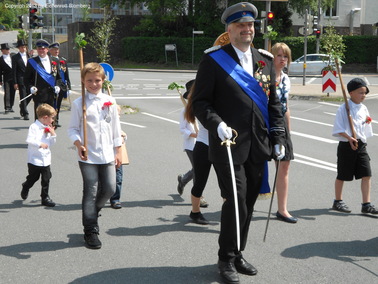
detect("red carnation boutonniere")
[256,60,266,73]
[60,60,65,65]
[44,127,51,137]
[51,61,58,76]
[51,61,57,66]
[102,101,113,110]
[363,116,372,125]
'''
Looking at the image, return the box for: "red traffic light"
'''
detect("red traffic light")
[267,11,274,25]
[29,8,37,14]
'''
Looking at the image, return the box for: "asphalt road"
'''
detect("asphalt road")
[1,71,378,283]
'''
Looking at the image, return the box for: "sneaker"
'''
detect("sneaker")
[200,196,209,208]
[332,200,351,213]
[84,232,102,249]
[361,203,378,214]
[189,211,209,225]
[177,174,185,195]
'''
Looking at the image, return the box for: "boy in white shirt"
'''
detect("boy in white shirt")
[332,78,377,215]
[68,63,122,249]
[21,103,57,207]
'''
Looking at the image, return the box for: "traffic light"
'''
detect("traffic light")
[313,16,319,32]
[29,7,44,29]
[267,12,274,26]
[254,19,265,34]
[307,15,314,30]
[316,29,321,38]
[18,16,23,29]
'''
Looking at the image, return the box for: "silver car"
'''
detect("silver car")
[289,53,341,75]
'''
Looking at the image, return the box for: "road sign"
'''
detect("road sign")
[192,30,204,34]
[99,62,114,81]
[322,70,337,93]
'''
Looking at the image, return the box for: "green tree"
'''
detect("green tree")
[87,11,117,62]
[0,0,29,30]
[320,24,346,70]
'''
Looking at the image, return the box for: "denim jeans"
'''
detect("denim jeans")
[79,161,116,233]
[110,165,123,203]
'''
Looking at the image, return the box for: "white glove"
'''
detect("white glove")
[217,122,232,142]
[274,144,285,160]
[67,90,71,96]
[30,86,38,94]
[54,86,60,94]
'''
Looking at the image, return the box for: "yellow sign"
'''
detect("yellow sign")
[303,63,307,69]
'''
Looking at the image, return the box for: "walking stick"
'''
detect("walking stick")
[75,33,88,158]
[221,130,240,251]
[335,58,358,148]
[263,160,280,242]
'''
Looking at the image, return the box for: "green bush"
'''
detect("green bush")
[122,35,378,65]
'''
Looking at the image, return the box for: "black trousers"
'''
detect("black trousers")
[214,158,264,262]
[18,84,30,116]
[191,142,212,198]
[22,163,52,199]
[3,80,15,110]
[54,90,67,123]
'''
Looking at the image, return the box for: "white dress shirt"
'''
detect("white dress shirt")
[3,54,12,68]
[179,108,196,151]
[20,52,27,65]
[26,119,57,167]
[68,92,123,164]
[39,56,51,73]
[232,45,253,76]
[332,100,373,143]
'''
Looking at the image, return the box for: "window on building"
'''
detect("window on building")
[324,0,338,17]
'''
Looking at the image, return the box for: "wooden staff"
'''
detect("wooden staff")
[75,32,88,158]
[335,58,358,148]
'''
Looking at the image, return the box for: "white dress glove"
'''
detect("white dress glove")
[30,86,38,94]
[67,90,71,96]
[274,144,285,160]
[217,122,232,142]
[54,86,60,94]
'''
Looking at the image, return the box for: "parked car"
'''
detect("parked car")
[0,24,6,31]
[289,53,341,75]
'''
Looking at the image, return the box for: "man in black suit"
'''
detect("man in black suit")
[191,3,286,284]
[24,39,61,120]
[49,42,71,127]
[12,39,30,120]
[0,43,16,114]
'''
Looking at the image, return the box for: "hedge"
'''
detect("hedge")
[121,35,378,65]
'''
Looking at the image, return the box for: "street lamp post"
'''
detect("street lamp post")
[349,8,361,36]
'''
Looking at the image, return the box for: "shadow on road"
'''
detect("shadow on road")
[0,234,83,259]
[69,264,222,284]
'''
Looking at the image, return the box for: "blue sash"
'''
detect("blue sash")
[209,49,271,194]
[209,49,270,129]
[28,58,56,88]
[59,69,66,85]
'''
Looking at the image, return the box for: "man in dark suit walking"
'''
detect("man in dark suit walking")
[191,2,286,284]
[49,42,71,127]
[24,39,61,120]
[12,39,30,120]
[0,43,16,114]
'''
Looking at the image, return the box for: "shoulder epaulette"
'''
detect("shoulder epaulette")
[60,56,67,61]
[258,49,273,59]
[204,45,221,54]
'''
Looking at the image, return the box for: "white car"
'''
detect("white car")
[289,53,341,75]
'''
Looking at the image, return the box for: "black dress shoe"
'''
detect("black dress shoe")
[42,197,56,207]
[24,114,29,120]
[21,186,29,200]
[218,260,239,284]
[9,108,14,113]
[189,211,209,225]
[234,256,258,276]
[276,211,298,223]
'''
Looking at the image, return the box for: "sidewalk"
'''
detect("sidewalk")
[290,83,378,98]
